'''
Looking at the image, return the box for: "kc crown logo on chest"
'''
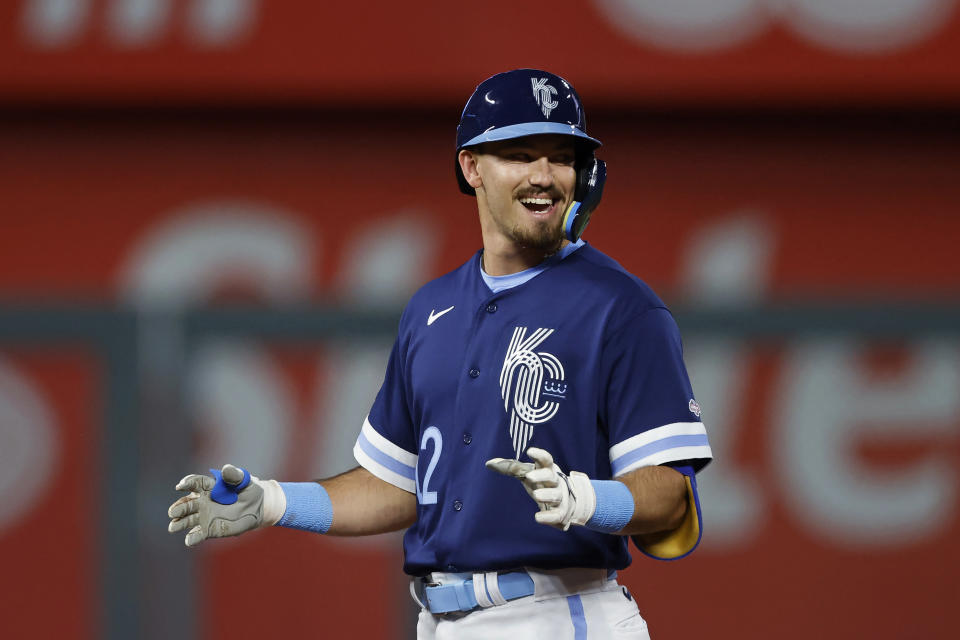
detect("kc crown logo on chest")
[500,327,567,458]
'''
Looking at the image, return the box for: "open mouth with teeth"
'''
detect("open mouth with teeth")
[519,196,558,215]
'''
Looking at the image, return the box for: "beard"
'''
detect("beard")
[503,213,565,255]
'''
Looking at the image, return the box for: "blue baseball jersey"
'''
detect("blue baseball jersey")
[353,243,712,575]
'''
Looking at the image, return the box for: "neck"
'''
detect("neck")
[480,234,569,276]
[475,197,569,275]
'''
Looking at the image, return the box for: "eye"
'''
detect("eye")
[552,154,575,166]
[508,153,533,162]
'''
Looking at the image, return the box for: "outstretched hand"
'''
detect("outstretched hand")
[167,464,285,547]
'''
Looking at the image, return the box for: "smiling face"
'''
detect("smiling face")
[459,134,577,267]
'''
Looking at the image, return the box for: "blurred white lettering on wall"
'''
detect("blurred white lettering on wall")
[120,203,312,478]
[775,339,959,546]
[683,214,774,549]
[594,0,956,53]
[0,357,58,533]
[21,0,258,48]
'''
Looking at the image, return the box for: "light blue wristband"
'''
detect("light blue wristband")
[277,482,333,534]
[586,480,635,533]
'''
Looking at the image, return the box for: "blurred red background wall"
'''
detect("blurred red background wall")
[0,2,958,639]
[1,112,957,639]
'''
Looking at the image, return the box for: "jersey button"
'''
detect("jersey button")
[453,500,463,511]
[462,433,472,445]
[468,368,480,378]
[485,303,498,313]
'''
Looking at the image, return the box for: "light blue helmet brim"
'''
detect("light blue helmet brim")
[461,122,601,149]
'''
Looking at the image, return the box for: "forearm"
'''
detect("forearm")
[318,466,417,536]
[612,465,687,536]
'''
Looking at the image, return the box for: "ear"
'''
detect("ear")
[458,149,483,190]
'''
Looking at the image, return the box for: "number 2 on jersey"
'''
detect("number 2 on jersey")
[416,426,442,505]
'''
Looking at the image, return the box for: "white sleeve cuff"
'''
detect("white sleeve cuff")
[353,417,418,493]
[609,422,712,477]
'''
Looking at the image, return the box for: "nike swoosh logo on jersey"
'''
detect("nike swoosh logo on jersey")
[427,305,455,326]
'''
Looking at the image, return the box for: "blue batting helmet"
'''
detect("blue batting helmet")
[455,69,606,242]
[455,69,602,196]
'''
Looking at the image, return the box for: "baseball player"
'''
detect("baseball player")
[168,69,713,639]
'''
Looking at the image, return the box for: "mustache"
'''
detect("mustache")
[515,188,563,200]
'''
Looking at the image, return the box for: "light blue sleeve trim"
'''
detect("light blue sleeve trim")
[610,433,711,476]
[356,429,416,480]
[277,482,333,534]
[586,479,634,533]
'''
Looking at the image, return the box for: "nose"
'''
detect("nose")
[527,156,554,188]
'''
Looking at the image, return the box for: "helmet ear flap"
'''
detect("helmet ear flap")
[574,154,599,202]
[564,155,606,242]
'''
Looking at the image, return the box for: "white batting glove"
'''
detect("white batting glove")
[486,447,596,531]
[167,463,287,547]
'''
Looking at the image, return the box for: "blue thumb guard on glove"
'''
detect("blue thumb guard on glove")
[209,467,251,505]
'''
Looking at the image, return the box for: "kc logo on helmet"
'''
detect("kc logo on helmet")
[531,78,559,118]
